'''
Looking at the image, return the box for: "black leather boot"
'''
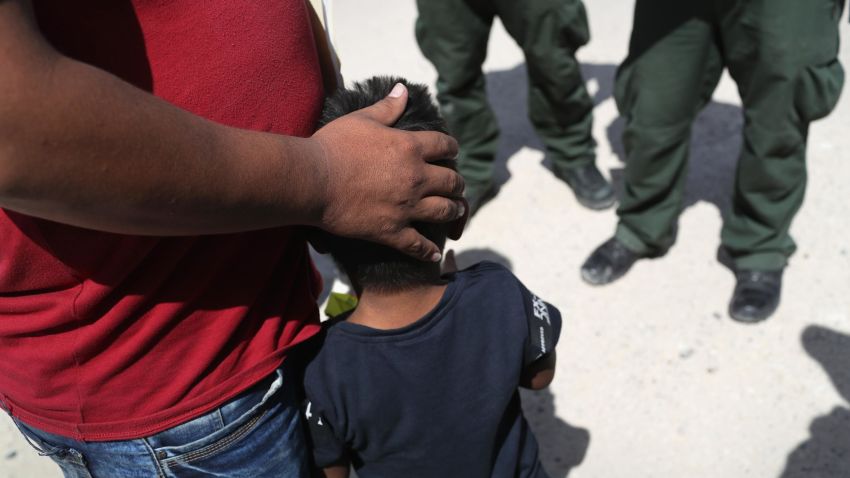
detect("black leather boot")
[554,163,616,210]
[581,237,643,285]
[729,269,783,323]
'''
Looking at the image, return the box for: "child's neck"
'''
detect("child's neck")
[347,283,448,330]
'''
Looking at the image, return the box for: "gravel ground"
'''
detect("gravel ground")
[3,2,849,477]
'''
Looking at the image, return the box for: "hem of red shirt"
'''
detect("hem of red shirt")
[4,340,314,442]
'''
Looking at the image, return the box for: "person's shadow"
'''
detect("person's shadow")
[778,326,850,478]
[521,388,591,478]
[453,247,513,270]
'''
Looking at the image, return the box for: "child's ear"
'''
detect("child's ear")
[446,198,469,241]
[306,227,330,254]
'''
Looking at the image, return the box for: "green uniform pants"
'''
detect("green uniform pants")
[415,0,597,187]
[614,0,845,270]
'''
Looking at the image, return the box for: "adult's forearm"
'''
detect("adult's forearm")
[0,0,465,261]
[0,38,325,235]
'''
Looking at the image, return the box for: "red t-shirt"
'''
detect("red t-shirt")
[0,0,324,441]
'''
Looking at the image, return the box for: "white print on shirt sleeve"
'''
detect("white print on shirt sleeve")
[538,326,548,355]
[532,295,551,325]
[530,294,553,357]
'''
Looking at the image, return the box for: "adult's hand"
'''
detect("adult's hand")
[0,2,463,244]
[310,83,464,262]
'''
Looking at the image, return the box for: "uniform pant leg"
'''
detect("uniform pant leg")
[613,0,723,254]
[496,0,597,171]
[415,0,498,187]
[719,0,845,270]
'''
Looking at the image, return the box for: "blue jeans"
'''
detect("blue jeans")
[11,366,310,477]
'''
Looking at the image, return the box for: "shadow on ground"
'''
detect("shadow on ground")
[521,388,591,478]
[778,326,850,478]
[454,247,513,270]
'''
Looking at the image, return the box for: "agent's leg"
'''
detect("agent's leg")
[581,0,722,284]
[415,0,498,213]
[496,0,615,209]
[719,0,844,321]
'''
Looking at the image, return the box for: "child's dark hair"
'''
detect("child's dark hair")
[315,76,452,293]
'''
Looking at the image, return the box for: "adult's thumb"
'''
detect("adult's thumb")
[358,82,408,126]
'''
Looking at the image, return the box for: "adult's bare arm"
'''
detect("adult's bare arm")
[0,0,463,261]
[519,352,556,390]
[321,464,350,478]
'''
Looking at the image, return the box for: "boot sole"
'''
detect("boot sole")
[575,193,618,211]
[728,303,779,323]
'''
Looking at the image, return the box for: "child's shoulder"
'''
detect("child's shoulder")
[457,260,515,280]
[448,261,537,321]
[454,261,556,323]
[455,260,523,293]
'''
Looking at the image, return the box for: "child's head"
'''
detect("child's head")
[314,76,458,294]
[317,76,449,134]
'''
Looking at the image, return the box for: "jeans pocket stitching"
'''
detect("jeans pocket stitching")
[161,408,267,467]
[140,437,168,478]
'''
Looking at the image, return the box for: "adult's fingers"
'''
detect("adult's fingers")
[410,130,459,162]
[420,163,465,198]
[354,82,408,126]
[383,226,442,262]
[411,195,466,224]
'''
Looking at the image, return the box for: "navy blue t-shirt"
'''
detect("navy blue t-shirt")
[302,262,562,478]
